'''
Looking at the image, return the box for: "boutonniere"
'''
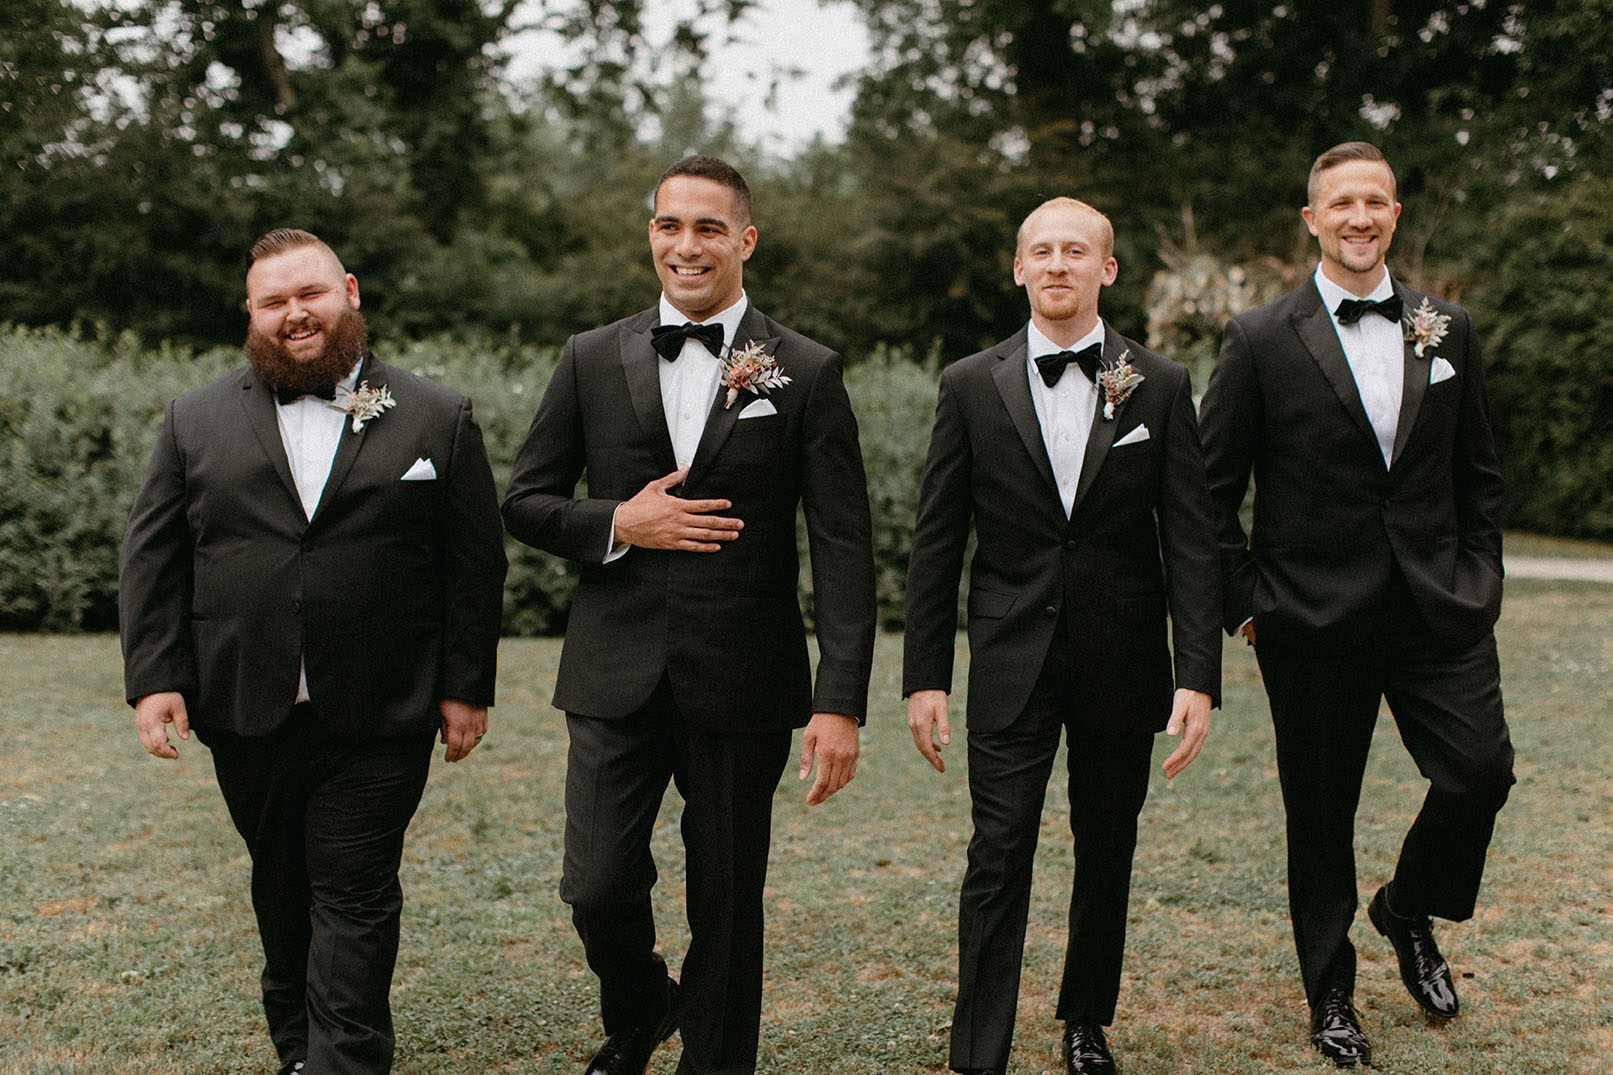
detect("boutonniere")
[1402,297,1451,358]
[720,339,791,409]
[329,380,396,432]
[1096,350,1144,421]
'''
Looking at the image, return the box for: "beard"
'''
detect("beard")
[245,305,370,397]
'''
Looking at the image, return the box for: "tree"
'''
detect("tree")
[0,0,541,345]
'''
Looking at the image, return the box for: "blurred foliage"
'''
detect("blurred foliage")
[0,328,238,630]
[1467,168,1613,537]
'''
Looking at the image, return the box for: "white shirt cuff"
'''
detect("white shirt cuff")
[604,503,630,563]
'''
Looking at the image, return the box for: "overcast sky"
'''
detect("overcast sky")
[504,0,872,154]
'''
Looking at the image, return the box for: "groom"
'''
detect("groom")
[903,197,1220,1075]
[502,154,876,1075]
[1198,142,1515,1067]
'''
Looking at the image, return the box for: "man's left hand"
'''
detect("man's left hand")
[440,699,488,762]
[800,712,860,805]
[1161,688,1212,779]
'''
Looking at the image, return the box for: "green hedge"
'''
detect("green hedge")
[1469,169,1613,539]
[0,329,237,631]
[0,327,944,633]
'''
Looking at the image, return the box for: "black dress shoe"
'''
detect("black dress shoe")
[583,982,679,1075]
[1310,987,1371,1067]
[275,1062,305,1075]
[1061,1021,1117,1075]
[1368,885,1460,1018]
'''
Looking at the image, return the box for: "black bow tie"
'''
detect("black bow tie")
[650,321,725,361]
[1334,294,1403,326]
[1035,342,1103,388]
[274,384,337,405]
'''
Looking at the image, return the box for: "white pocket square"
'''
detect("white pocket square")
[400,457,437,481]
[1113,424,1150,447]
[737,398,778,419]
[1429,357,1456,385]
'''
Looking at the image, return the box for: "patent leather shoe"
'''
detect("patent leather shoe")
[1310,986,1371,1067]
[1061,1021,1116,1075]
[275,1062,305,1075]
[583,982,679,1075]
[1368,885,1459,1018]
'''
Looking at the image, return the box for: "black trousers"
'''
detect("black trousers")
[201,705,434,1075]
[949,627,1156,1073]
[1255,569,1515,1007]
[562,677,792,1075]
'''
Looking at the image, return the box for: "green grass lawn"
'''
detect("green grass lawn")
[3,580,1610,1074]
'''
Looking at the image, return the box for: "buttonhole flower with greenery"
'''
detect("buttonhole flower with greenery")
[720,339,791,409]
[1402,298,1451,358]
[331,380,396,432]
[1097,350,1144,420]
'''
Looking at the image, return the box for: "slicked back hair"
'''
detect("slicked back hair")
[1307,142,1397,205]
[654,155,753,225]
[247,228,331,269]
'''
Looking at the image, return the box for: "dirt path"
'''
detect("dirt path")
[1505,556,1613,583]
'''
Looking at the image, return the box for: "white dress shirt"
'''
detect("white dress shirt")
[659,292,749,471]
[273,360,361,701]
[1026,319,1104,518]
[604,293,750,561]
[1315,266,1403,466]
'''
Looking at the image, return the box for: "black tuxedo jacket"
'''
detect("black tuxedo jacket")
[1198,278,1504,650]
[903,326,1221,733]
[119,358,507,737]
[502,305,877,732]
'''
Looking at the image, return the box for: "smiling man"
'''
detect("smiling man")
[502,155,875,1075]
[119,228,507,1075]
[1199,143,1515,1067]
[903,197,1220,1075]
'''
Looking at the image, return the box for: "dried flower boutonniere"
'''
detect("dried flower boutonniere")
[330,380,396,432]
[720,339,791,409]
[1096,350,1144,421]
[1402,297,1451,358]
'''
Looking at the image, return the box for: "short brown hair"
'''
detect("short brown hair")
[654,155,752,224]
[247,228,329,268]
[1307,142,1398,205]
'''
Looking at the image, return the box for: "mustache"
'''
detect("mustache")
[245,306,369,396]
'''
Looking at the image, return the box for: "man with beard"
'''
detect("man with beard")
[119,228,507,1075]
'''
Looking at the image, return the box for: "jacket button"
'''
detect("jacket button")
[292,601,302,614]
[1044,605,1058,618]
[1063,539,1078,550]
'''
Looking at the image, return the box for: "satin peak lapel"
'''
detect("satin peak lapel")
[621,314,679,475]
[311,357,376,523]
[238,373,308,521]
[1390,283,1432,466]
[686,313,780,486]
[1291,287,1381,458]
[990,336,1061,510]
[1069,328,1128,513]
